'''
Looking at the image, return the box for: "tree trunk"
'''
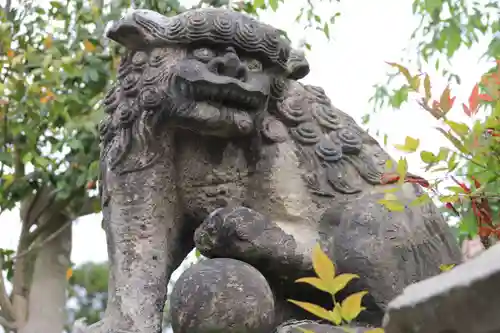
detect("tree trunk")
[17,214,72,333]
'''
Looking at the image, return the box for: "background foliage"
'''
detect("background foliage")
[0,0,498,331]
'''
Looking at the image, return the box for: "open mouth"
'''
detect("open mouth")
[176,77,267,110]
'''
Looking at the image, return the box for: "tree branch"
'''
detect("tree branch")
[0,257,15,323]
[12,220,72,262]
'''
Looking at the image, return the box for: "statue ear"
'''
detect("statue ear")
[106,9,169,50]
[286,49,310,80]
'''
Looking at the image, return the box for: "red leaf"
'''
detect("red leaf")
[449,96,456,109]
[479,93,494,102]
[445,202,460,216]
[432,100,440,109]
[467,84,480,115]
[478,226,492,238]
[462,103,472,117]
[450,176,470,193]
[471,176,481,189]
[405,176,430,188]
[381,173,400,184]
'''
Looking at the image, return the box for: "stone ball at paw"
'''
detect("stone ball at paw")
[170,258,275,333]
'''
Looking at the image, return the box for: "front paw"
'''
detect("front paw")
[194,206,301,271]
[194,206,270,255]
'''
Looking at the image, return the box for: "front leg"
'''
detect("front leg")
[87,140,188,333]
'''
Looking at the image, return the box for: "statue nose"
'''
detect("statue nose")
[208,48,248,81]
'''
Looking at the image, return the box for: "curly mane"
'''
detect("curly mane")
[264,80,389,195]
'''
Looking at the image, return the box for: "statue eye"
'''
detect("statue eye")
[247,59,262,72]
[192,48,216,62]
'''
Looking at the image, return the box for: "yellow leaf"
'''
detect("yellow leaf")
[394,136,420,153]
[439,85,454,113]
[43,34,53,49]
[383,192,398,201]
[84,39,96,52]
[66,268,73,280]
[288,299,334,322]
[312,243,336,288]
[396,158,408,185]
[423,74,432,102]
[377,199,405,212]
[366,329,385,333]
[438,195,459,203]
[295,277,330,293]
[40,90,55,104]
[331,273,359,295]
[386,62,412,84]
[384,159,393,172]
[410,75,420,91]
[340,291,368,322]
[331,302,342,325]
[439,264,455,272]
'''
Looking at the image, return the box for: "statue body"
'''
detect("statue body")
[93,8,462,333]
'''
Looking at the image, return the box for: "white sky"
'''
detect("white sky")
[0,0,494,291]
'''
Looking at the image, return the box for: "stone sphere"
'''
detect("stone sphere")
[170,257,275,333]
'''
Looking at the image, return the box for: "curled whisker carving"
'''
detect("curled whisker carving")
[315,137,343,162]
[290,122,322,144]
[313,104,343,131]
[335,128,363,154]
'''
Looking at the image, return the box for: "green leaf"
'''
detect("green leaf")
[253,0,265,8]
[396,158,408,184]
[445,186,467,194]
[391,86,409,108]
[436,147,450,161]
[394,136,420,153]
[0,152,13,165]
[409,193,431,207]
[323,22,330,40]
[420,150,436,163]
[445,120,470,138]
[435,128,469,155]
[268,0,278,11]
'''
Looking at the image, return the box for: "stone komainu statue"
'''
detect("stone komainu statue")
[93,8,462,333]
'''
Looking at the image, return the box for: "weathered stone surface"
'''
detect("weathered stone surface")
[169,258,275,333]
[195,196,462,326]
[383,242,500,333]
[275,320,374,333]
[98,7,463,332]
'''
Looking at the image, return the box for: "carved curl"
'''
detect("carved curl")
[272,81,388,195]
[107,8,309,80]
[99,48,184,175]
